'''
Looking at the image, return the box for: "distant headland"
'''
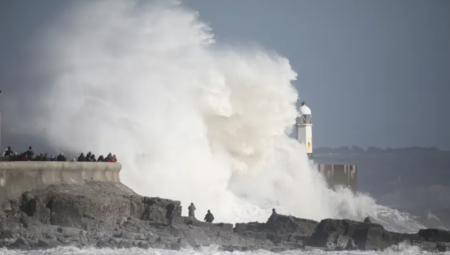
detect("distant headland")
[314,146,448,154]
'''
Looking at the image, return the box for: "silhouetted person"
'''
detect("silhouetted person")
[204,210,214,223]
[106,153,117,162]
[166,204,176,226]
[27,146,34,161]
[188,203,196,218]
[97,155,105,162]
[86,154,95,162]
[266,208,278,226]
[4,146,13,157]
[364,216,371,224]
[86,152,92,161]
[77,153,86,162]
[56,153,66,162]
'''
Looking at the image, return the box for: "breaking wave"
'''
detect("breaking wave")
[1,243,446,255]
[12,0,424,233]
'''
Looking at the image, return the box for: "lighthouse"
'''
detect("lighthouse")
[296,102,313,159]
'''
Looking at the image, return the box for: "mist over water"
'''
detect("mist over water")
[15,0,423,231]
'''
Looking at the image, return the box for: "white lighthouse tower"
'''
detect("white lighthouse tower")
[296,102,313,159]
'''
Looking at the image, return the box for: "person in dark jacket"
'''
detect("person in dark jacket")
[4,146,13,157]
[204,210,214,223]
[56,153,66,161]
[267,208,278,223]
[77,153,86,162]
[97,155,105,162]
[266,208,278,227]
[86,152,92,161]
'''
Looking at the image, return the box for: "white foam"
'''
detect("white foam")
[1,245,447,255]
[15,0,423,232]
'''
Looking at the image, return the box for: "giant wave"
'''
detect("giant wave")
[10,0,424,233]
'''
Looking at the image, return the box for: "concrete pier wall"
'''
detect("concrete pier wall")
[0,162,121,208]
[317,164,358,191]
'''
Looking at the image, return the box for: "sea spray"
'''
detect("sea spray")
[13,0,424,232]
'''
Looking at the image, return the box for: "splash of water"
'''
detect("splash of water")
[16,0,423,231]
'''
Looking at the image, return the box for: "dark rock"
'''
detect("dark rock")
[418,228,450,242]
[9,237,30,249]
[0,224,14,239]
[418,241,438,251]
[2,181,450,252]
[48,197,83,228]
[36,238,61,249]
[214,223,233,232]
[437,242,450,252]
[310,219,413,250]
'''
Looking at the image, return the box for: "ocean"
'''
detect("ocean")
[1,243,448,255]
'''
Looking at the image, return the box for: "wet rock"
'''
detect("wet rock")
[0,225,13,239]
[9,237,30,249]
[3,182,450,252]
[418,228,450,242]
[116,217,127,226]
[417,241,438,251]
[36,238,61,249]
[309,219,412,250]
[437,242,450,252]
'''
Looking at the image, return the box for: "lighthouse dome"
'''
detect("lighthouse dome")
[299,102,311,115]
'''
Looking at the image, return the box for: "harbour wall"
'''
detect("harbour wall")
[0,162,121,209]
[0,160,357,209]
[317,164,358,191]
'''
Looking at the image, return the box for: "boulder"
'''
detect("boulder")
[309,219,414,250]
[418,228,450,243]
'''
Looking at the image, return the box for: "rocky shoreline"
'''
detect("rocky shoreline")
[1,182,449,252]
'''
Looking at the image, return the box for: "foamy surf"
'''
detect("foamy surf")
[1,244,448,255]
[9,0,424,233]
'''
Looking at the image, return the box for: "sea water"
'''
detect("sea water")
[1,243,449,255]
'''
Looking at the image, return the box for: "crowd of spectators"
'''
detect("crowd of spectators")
[1,146,118,163]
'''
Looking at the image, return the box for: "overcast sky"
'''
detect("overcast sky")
[1,0,449,151]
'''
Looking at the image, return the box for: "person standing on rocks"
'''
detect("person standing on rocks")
[204,210,214,223]
[188,203,196,219]
[266,208,278,228]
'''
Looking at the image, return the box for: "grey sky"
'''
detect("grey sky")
[1,0,449,150]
